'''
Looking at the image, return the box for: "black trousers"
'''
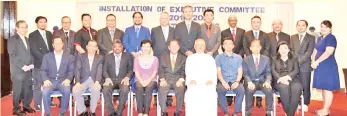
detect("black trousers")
[135,81,157,114]
[276,82,302,116]
[299,72,311,105]
[12,72,33,112]
[102,81,130,114]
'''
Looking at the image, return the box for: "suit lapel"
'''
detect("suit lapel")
[16,34,28,52]
[51,53,58,72]
[45,30,52,50]
[158,27,166,42]
[249,31,255,40]
[105,28,112,43]
[173,54,182,72]
[235,28,241,44]
[299,35,308,50]
[258,56,265,73]
[167,27,174,42]
[183,22,189,35]
[248,56,257,74]
[83,54,90,71]
[163,55,172,73]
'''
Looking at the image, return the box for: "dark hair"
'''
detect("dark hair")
[16,20,27,28]
[140,39,152,47]
[251,15,261,21]
[81,13,91,21]
[309,26,315,31]
[35,16,47,23]
[168,39,181,46]
[321,20,332,29]
[132,12,143,19]
[61,16,71,22]
[250,39,261,46]
[276,41,293,59]
[296,20,308,27]
[106,14,116,20]
[222,37,234,45]
[53,36,64,43]
[113,39,123,45]
[203,9,214,16]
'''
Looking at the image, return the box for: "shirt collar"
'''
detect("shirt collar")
[170,53,178,58]
[63,29,70,33]
[17,32,25,40]
[252,54,260,60]
[134,25,141,29]
[185,20,192,24]
[54,50,63,56]
[252,30,260,34]
[114,52,122,57]
[161,25,169,29]
[229,27,237,31]
[38,29,45,34]
[299,32,307,37]
[108,27,116,31]
[223,52,235,58]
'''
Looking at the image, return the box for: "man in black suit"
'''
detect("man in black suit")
[221,15,245,57]
[97,14,124,56]
[8,20,36,115]
[243,16,270,108]
[268,20,290,58]
[290,20,315,112]
[53,16,76,55]
[102,39,133,116]
[28,16,54,110]
[158,40,186,116]
[151,11,175,57]
[75,13,98,54]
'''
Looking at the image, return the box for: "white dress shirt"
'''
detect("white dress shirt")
[18,33,28,49]
[54,51,63,71]
[161,25,169,41]
[229,27,237,34]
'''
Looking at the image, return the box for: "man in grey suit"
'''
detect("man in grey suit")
[243,16,270,57]
[174,5,201,56]
[8,20,35,115]
[53,16,76,55]
[158,40,186,116]
[268,20,290,58]
[221,15,245,57]
[41,37,75,116]
[243,40,273,116]
[102,39,133,116]
[98,14,124,56]
[73,40,103,116]
[200,9,221,56]
[152,11,175,57]
[28,16,54,110]
[290,20,315,112]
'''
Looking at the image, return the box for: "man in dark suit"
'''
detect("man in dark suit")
[75,13,98,54]
[102,39,133,116]
[41,37,75,116]
[122,12,151,58]
[158,40,186,116]
[28,16,53,110]
[268,20,290,58]
[200,9,221,56]
[151,11,175,57]
[290,20,315,112]
[174,5,201,56]
[72,40,103,116]
[97,14,124,56]
[243,40,273,116]
[243,16,270,57]
[243,16,270,108]
[221,15,245,57]
[53,16,76,55]
[8,20,36,115]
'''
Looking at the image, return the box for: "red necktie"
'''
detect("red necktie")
[255,58,259,69]
[207,25,211,38]
[232,28,236,41]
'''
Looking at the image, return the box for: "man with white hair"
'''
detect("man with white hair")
[268,20,290,57]
[185,39,217,116]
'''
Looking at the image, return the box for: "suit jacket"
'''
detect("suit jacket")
[151,25,175,57]
[243,30,270,57]
[268,31,290,57]
[74,27,98,51]
[174,21,201,55]
[53,29,76,55]
[7,34,34,80]
[221,27,245,55]
[158,53,186,84]
[271,57,299,82]
[75,53,103,84]
[103,52,133,82]
[243,55,272,83]
[290,33,315,72]
[97,27,124,55]
[122,26,151,53]
[40,51,75,82]
[200,23,221,56]
[28,30,53,68]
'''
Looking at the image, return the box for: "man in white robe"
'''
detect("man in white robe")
[185,39,217,116]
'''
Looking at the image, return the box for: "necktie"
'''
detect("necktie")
[187,23,191,34]
[254,31,259,39]
[135,27,140,38]
[115,54,120,76]
[64,32,69,40]
[88,29,93,40]
[88,56,93,71]
[42,32,49,50]
[110,29,115,41]
[255,57,259,70]
[299,34,303,44]
[232,28,236,41]
[207,25,211,38]
[276,33,279,42]
[171,55,175,72]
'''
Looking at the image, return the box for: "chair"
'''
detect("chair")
[273,91,305,116]
[226,91,246,116]
[156,90,176,115]
[100,89,131,116]
[74,90,104,116]
[41,91,72,116]
[130,89,158,116]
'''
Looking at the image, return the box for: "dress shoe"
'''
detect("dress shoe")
[246,113,251,116]
[12,111,26,116]
[90,112,96,116]
[161,112,168,116]
[174,112,180,116]
[23,107,36,113]
[59,112,65,116]
[46,114,51,116]
[35,105,41,111]
[265,113,272,116]
[85,100,91,107]
[51,103,58,107]
[78,111,88,116]
[256,101,263,108]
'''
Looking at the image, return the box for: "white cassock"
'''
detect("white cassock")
[184,53,217,116]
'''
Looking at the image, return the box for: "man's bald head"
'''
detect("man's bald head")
[194,38,206,53]
[272,19,283,33]
[228,15,238,28]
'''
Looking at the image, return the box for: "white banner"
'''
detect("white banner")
[76,3,294,33]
